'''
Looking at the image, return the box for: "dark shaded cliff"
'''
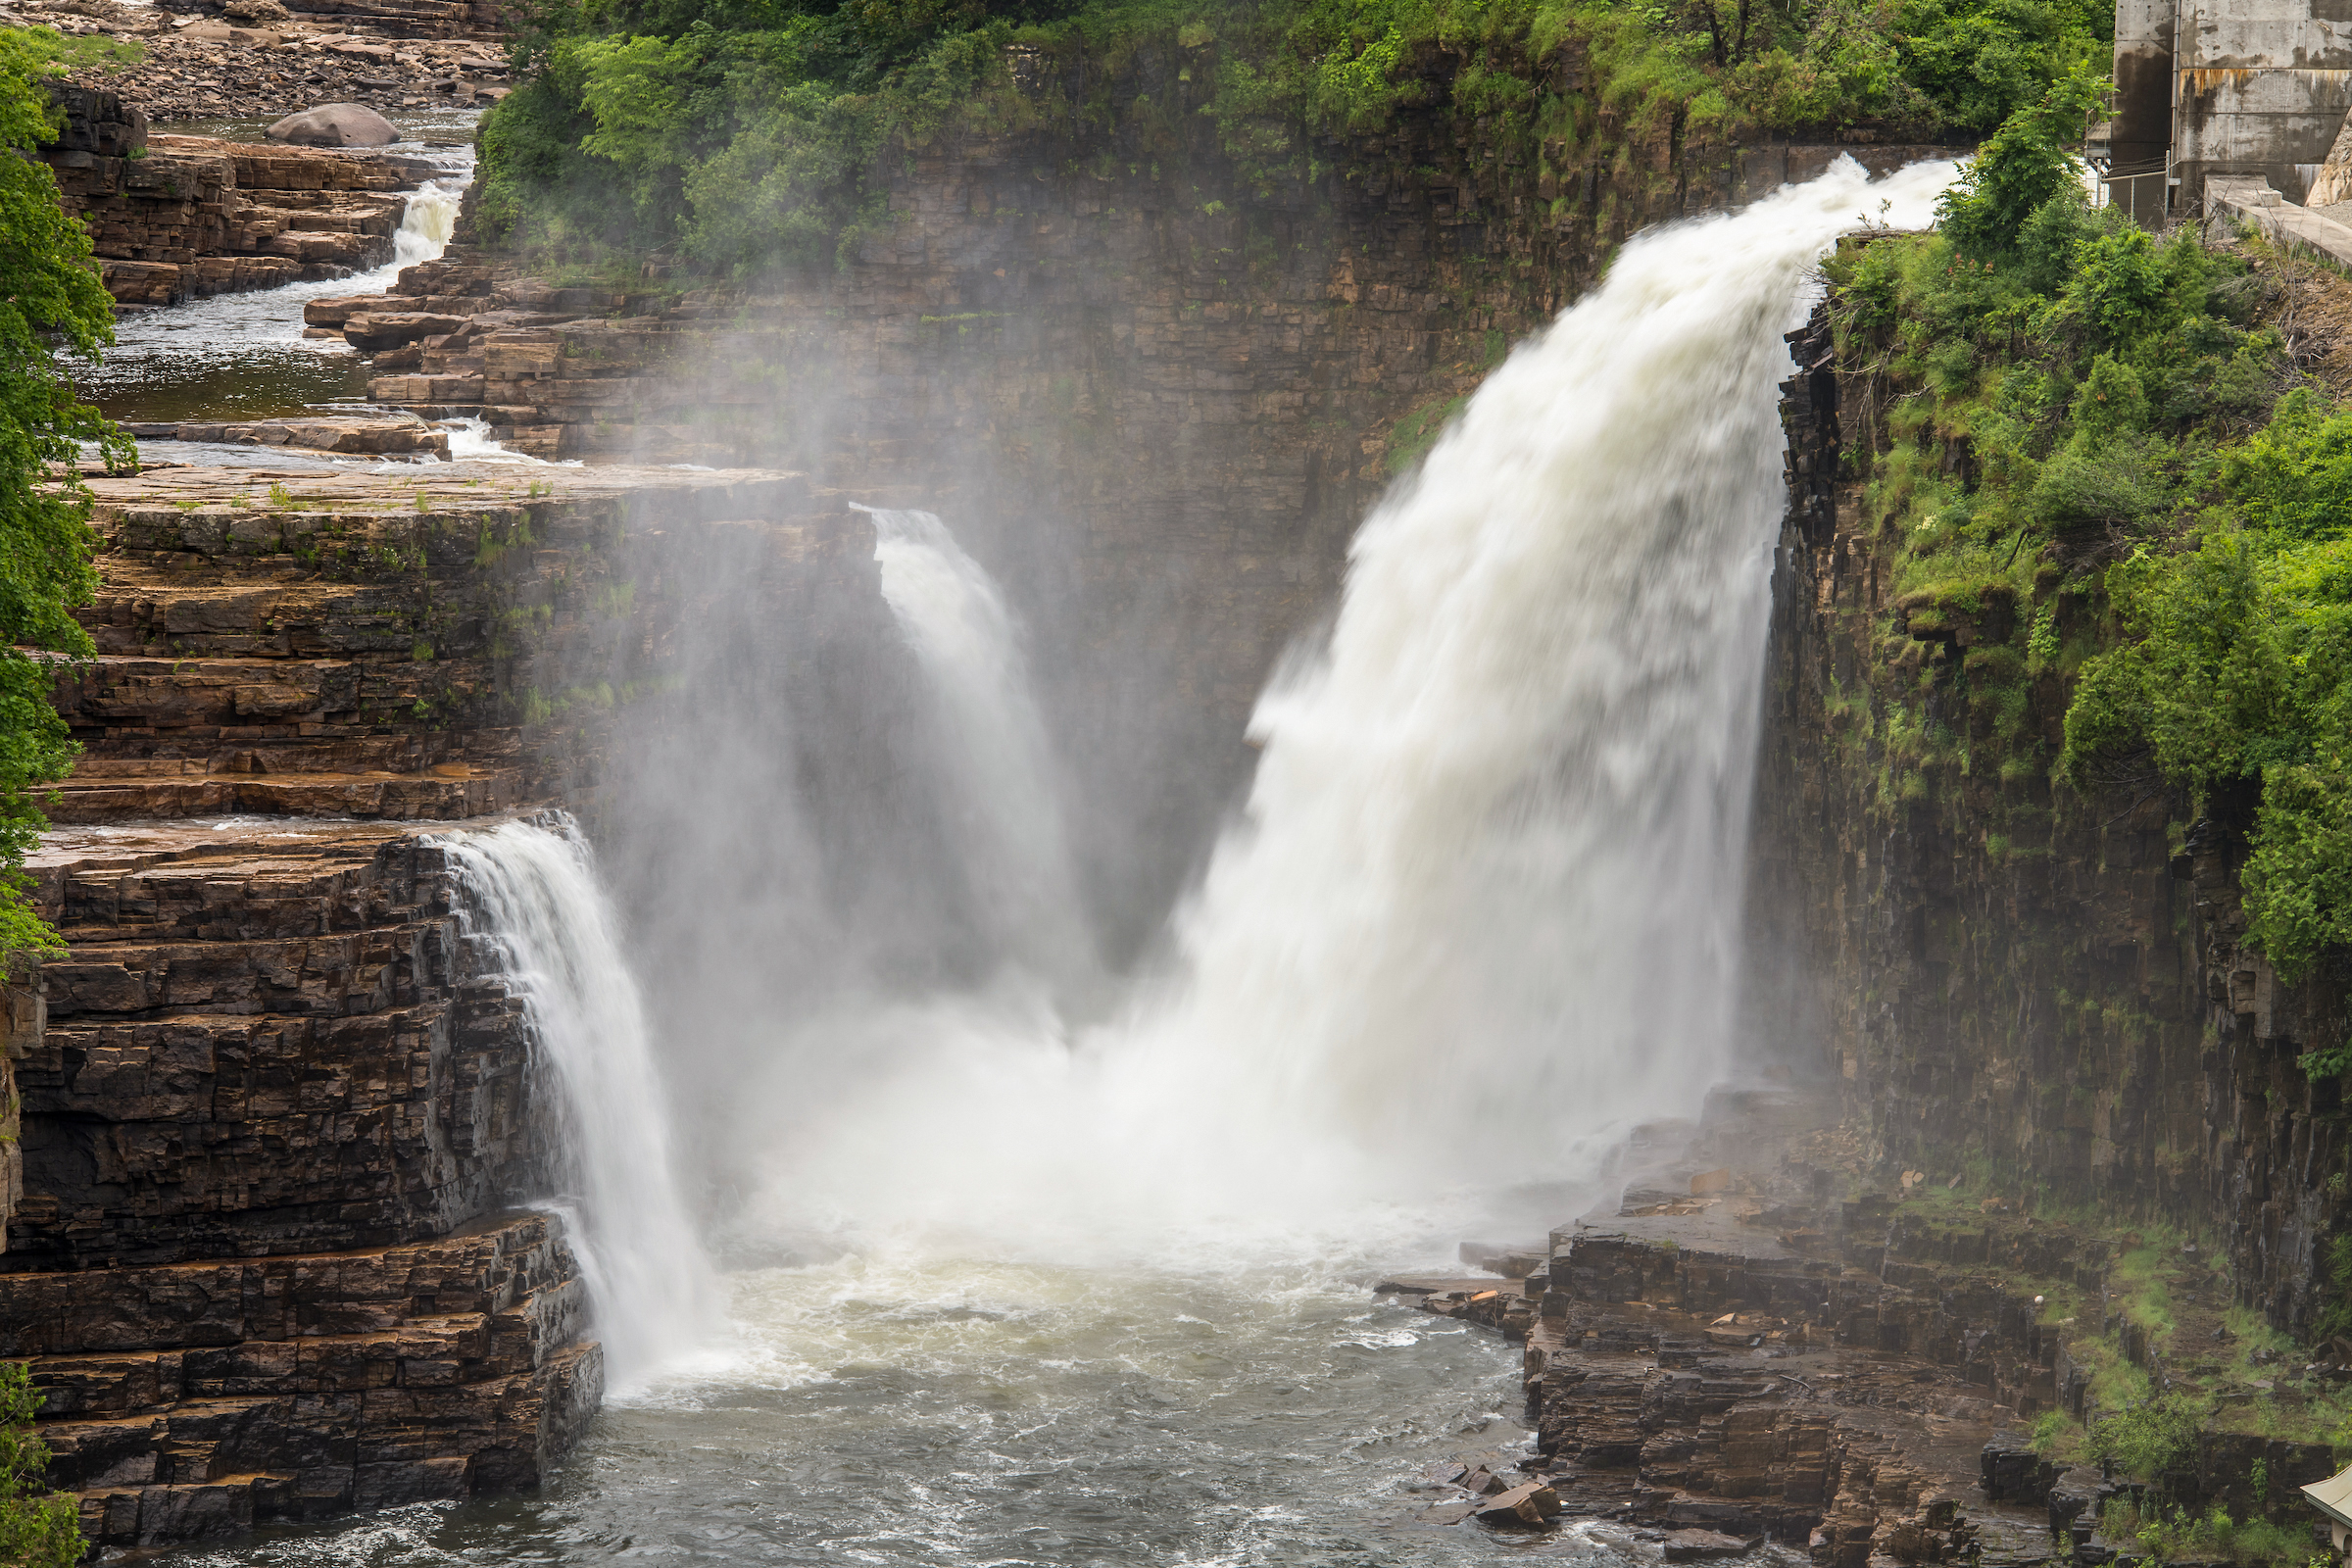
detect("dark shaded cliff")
[1752,305,2349,1341]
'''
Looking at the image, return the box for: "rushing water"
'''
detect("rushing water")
[439,819,724,1390]
[174,157,1954,1565]
[865,504,1102,1003]
[79,113,472,425]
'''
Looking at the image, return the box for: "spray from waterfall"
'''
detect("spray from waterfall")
[724,157,1957,1265]
[442,816,722,1388]
[863,504,1099,1000]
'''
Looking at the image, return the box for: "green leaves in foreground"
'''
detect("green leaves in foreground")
[0,1362,80,1568]
[0,26,125,956]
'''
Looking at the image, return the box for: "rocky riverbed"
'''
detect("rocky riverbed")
[1390,1088,2348,1565]
[16,0,509,122]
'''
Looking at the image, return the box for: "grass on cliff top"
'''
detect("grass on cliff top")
[475,0,2106,273]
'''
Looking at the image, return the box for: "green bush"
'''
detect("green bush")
[0,27,125,958]
[477,0,2114,273]
[0,1362,81,1568]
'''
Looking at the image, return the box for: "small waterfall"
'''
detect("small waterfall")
[441,815,720,1388]
[393,177,463,270]
[861,505,1099,997]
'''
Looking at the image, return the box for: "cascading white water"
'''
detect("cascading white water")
[440,815,722,1389]
[732,157,1959,1264]
[394,177,464,269]
[862,505,1099,997]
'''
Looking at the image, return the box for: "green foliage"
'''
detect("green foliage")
[0,1362,82,1568]
[0,28,124,958]
[2097,1495,2318,1566]
[481,0,2113,273]
[1936,64,2102,262]
[2086,1392,2204,1488]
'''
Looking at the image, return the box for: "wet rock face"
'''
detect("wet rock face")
[5,1212,601,1550]
[1752,307,2350,1336]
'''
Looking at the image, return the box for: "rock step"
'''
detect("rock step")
[70,1340,601,1549]
[48,766,516,825]
[37,939,453,1015]
[58,653,477,727]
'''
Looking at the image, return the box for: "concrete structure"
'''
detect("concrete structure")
[2302,1461,2352,1556]
[2108,0,2352,218]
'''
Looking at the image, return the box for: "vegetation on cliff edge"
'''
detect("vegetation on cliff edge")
[474,0,2108,270]
[1821,74,2352,1085]
[0,29,126,966]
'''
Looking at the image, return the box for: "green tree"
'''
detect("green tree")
[0,28,128,957]
[1936,62,2105,260]
[0,1362,80,1568]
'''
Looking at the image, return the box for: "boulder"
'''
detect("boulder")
[343,311,466,351]
[1472,1482,1560,1528]
[1662,1529,1755,1562]
[266,104,397,148]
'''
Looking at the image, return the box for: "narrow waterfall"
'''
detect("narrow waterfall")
[863,504,1099,998]
[442,816,721,1388]
[737,158,1958,1259]
[393,177,464,270]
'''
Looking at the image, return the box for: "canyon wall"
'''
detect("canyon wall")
[1752,305,2349,1337]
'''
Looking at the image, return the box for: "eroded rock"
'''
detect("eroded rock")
[266,102,397,146]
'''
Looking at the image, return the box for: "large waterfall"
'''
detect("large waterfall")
[189,157,1967,1568]
[717,158,1960,1267]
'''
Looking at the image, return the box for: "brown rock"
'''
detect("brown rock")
[1473,1482,1561,1527]
[266,103,396,147]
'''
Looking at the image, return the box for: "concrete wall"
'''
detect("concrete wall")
[2112,0,2352,214]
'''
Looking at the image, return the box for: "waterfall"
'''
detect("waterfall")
[862,505,1099,998]
[393,178,463,270]
[729,157,1958,1261]
[441,815,721,1388]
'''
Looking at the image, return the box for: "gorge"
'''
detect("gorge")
[6,2,2352,1564]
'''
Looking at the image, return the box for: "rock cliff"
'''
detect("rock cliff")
[42,85,440,305]
[1753,304,2348,1338]
[2,462,901,1548]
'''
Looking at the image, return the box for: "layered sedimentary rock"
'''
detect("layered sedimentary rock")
[2,463,898,1549]
[1752,304,2348,1336]
[42,86,437,305]
[1401,1096,2338,1565]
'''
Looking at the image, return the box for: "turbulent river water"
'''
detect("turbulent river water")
[153,155,1953,1565]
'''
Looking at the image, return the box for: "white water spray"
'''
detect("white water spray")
[862,505,1099,997]
[731,158,1957,1265]
[441,815,721,1388]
